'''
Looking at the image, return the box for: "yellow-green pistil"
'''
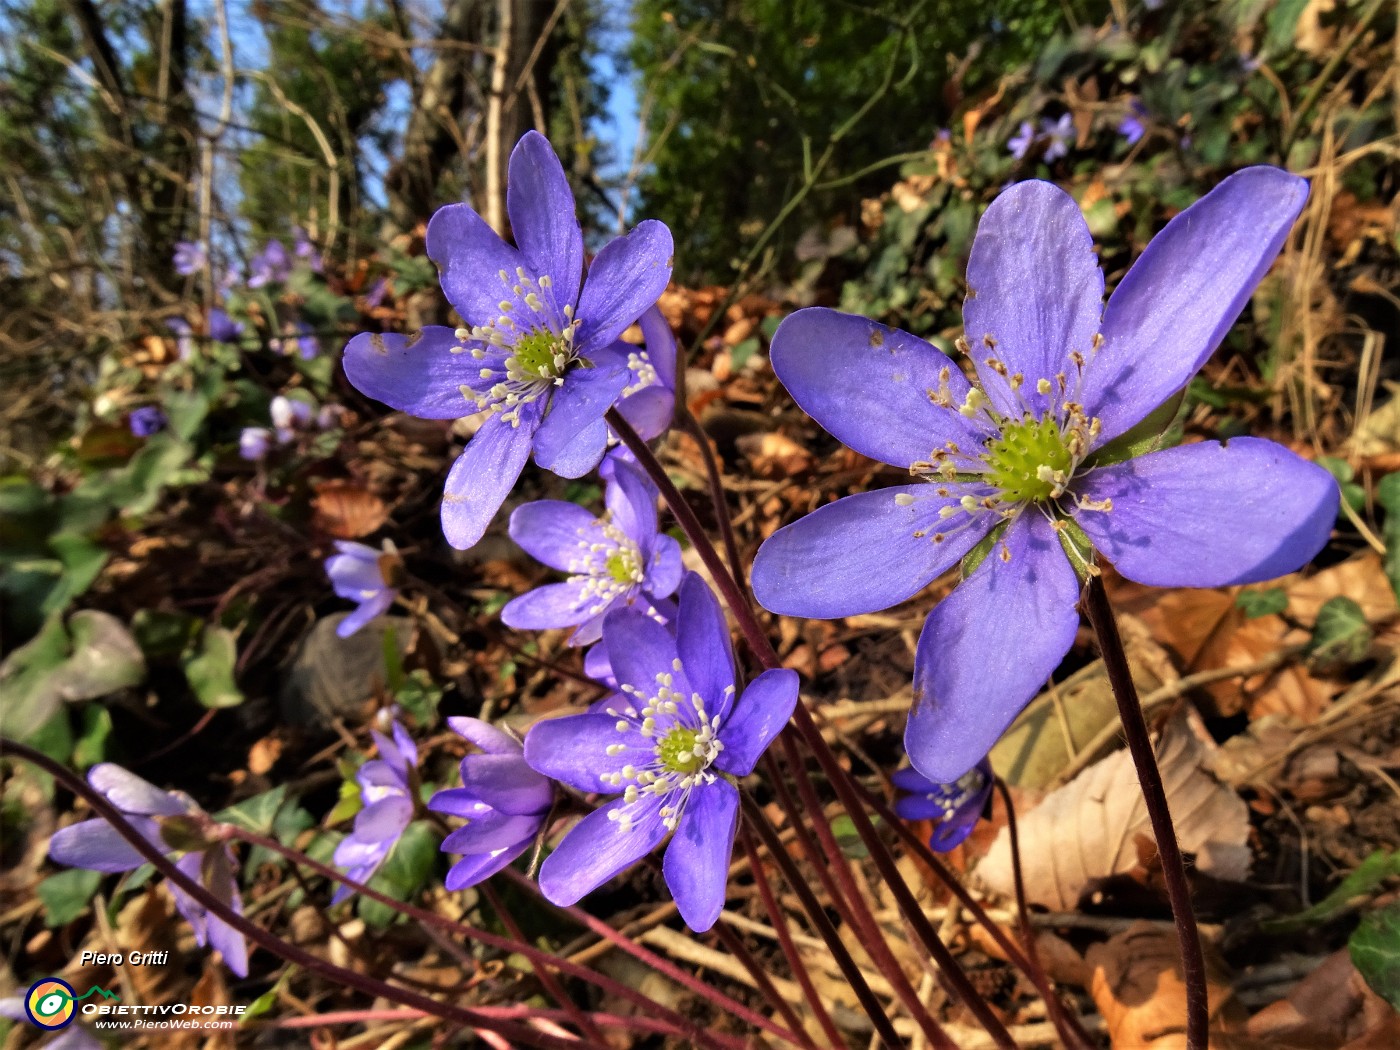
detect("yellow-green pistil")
[511,329,569,380]
[605,549,641,584]
[657,726,706,775]
[981,415,1074,502]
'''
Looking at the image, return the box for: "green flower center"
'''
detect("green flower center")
[511,330,569,380]
[605,549,641,584]
[981,415,1073,502]
[657,727,706,775]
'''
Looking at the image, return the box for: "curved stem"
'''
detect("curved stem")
[1081,575,1208,1050]
[676,405,748,600]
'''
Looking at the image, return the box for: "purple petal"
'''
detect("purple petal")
[907,514,1079,782]
[637,305,678,390]
[1083,168,1309,445]
[769,308,986,469]
[445,839,531,891]
[344,327,475,420]
[538,798,669,906]
[501,580,593,631]
[1073,437,1337,586]
[663,780,739,932]
[447,717,522,755]
[752,484,994,618]
[352,796,413,843]
[426,204,528,327]
[336,588,395,638]
[442,810,541,855]
[617,386,675,442]
[676,574,736,716]
[963,181,1104,416]
[426,788,491,819]
[202,849,249,977]
[603,608,685,696]
[169,852,209,944]
[604,454,659,544]
[645,536,684,600]
[509,500,597,570]
[507,131,584,310]
[440,402,543,549]
[457,753,555,815]
[541,416,611,479]
[387,721,418,769]
[524,713,634,793]
[574,220,674,354]
[89,765,191,816]
[714,669,798,776]
[532,358,630,475]
[584,641,615,685]
[48,819,157,872]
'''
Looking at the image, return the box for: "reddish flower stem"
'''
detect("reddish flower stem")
[1081,574,1208,1050]
[711,919,821,1050]
[676,405,749,600]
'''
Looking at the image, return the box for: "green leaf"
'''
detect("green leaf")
[42,531,108,615]
[37,869,103,928]
[358,821,438,929]
[132,609,201,662]
[1377,472,1400,602]
[1262,850,1400,934]
[183,626,244,709]
[216,786,288,835]
[1310,596,1371,667]
[1350,899,1400,1010]
[1316,457,1366,515]
[1236,589,1288,619]
[73,704,113,770]
[829,814,870,859]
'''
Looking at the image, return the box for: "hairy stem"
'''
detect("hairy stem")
[1081,575,1208,1050]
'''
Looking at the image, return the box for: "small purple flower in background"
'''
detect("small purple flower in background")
[326,539,400,637]
[209,308,244,344]
[316,403,345,430]
[428,718,552,889]
[248,240,291,289]
[526,573,798,931]
[502,457,682,645]
[293,226,324,273]
[48,765,248,977]
[239,427,272,461]
[363,276,390,308]
[343,131,674,551]
[270,395,313,443]
[1007,121,1036,160]
[1040,113,1076,162]
[1118,100,1149,146]
[752,168,1337,784]
[173,240,206,276]
[294,322,320,360]
[892,758,993,851]
[128,406,166,437]
[612,305,679,442]
[165,317,195,360]
[332,717,417,902]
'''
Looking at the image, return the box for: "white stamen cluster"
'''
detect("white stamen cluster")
[599,658,731,833]
[565,518,647,616]
[450,267,582,427]
[926,767,985,816]
[621,349,658,398]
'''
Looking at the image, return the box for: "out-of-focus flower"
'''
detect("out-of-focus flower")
[526,574,798,931]
[752,169,1336,783]
[1118,100,1149,146]
[239,427,272,462]
[343,131,673,551]
[128,406,166,437]
[270,395,313,443]
[363,277,390,308]
[293,226,324,273]
[892,758,993,850]
[502,457,682,645]
[1008,121,1036,160]
[209,308,244,344]
[332,717,417,902]
[428,718,552,889]
[1040,113,1075,162]
[173,241,207,276]
[166,317,195,361]
[325,539,400,637]
[48,765,248,977]
[248,240,291,289]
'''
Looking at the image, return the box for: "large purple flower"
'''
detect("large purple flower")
[47,765,248,977]
[428,718,552,890]
[891,758,992,851]
[343,132,674,550]
[525,573,798,931]
[502,457,682,645]
[326,540,400,638]
[332,719,417,903]
[751,168,1337,783]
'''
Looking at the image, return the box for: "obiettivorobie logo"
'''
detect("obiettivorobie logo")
[24,978,120,1030]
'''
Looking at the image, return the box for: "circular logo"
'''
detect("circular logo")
[25,978,76,1030]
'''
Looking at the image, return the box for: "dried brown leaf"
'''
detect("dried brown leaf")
[1244,949,1400,1049]
[311,480,389,539]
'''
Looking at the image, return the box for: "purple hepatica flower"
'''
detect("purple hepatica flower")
[525,573,798,931]
[751,168,1337,783]
[209,308,244,344]
[248,240,291,289]
[428,717,552,890]
[892,758,992,851]
[173,240,206,276]
[1007,121,1036,160]
[128,406,166,437]
[332,719,417,903]
[270,394,313,443]
[502,456,682,645]
[293,226,324,273]
[48,765,248,977]
[343,131,674,550]
[613,305,678,441]
[363,276,390,309]
[1118,100,1149,146]
[326,540,400,637]
[1041,114,1075,162]
[166,317,196,361]
[239,426,272,461]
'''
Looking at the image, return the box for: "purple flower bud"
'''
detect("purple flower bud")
[331,719,417,903]
[128,406,166,437]
[325,540,399,637]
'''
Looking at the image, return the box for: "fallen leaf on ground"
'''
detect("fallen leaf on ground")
[977,713,1250,910]
[1245,949,1400,1049]
[312,480,389,539]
